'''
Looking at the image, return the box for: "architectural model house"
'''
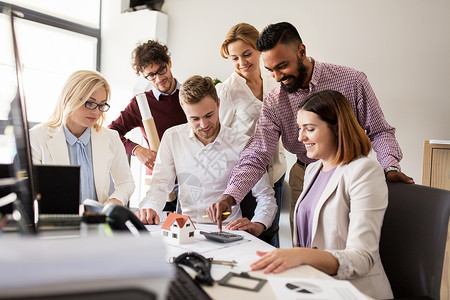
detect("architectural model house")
[161,213,196,244]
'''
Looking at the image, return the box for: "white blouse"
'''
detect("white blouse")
[216,70,287,184]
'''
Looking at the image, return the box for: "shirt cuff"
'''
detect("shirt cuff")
[327,249,355,280]
[250,214,272,230]
[131,145,139,156]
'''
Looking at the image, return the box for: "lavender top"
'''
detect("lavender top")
[297,167,336,248]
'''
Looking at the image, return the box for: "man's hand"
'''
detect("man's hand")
[206,194,235,232]
[135,208,160,225]
[134,146,157,170]
[225,218,265,236]
[386,171,415,184]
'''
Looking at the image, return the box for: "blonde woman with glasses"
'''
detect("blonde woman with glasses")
[30,70,134,208]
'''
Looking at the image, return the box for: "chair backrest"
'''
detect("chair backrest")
[380,182,450,299]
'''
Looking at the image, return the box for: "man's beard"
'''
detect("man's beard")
[280,58,308,93]
[195,120,220,141]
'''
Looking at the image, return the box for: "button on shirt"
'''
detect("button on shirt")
[224,59,403,203]
[64,126,97,203]
[140,123,277,228]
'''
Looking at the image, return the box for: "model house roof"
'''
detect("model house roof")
[161,213,196,230]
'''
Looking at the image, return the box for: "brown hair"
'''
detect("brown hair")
[298,90,371,165]
[131,40,170,75]
[220,23,260,59]
[46,70,110,131]
[180,76,219,105]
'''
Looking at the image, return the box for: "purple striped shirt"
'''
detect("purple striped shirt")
[224,59,403,203]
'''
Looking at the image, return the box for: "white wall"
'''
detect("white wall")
[101,0,168,207]
[157,0,450,183]
[101,0,168,122]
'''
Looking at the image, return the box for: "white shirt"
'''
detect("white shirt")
[216,70,287,184]
[140,123,277,228]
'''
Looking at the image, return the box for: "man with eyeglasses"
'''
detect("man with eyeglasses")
[109,40,186,210]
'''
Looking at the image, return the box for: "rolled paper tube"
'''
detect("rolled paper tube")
[142,118,160,152]
[135,93,160,152]
[136,93,152,119]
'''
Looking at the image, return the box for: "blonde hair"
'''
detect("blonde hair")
[220,23,260,59]
[180,76,218,105]
[46,70,111,131]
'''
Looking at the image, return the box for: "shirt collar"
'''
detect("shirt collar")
[308,57,320,89]
[187,123,224,146]
[152,79,180,100]
[64,126,91,146]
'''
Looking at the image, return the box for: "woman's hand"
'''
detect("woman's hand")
[250,248,304,274]
[225,218,265,236]
[105,198,123,206]
[250,248,339,275]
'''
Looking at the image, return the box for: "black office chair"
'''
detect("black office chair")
[240,191,279,245]
[379,182,450,300]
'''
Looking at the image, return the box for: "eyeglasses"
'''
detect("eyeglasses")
[84,101,110,112]
[143,64,168,81]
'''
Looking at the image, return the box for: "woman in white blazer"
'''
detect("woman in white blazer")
[250,90,393,299]
[217,23,287,246]
[30,70,134,207]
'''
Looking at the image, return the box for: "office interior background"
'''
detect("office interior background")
[2,0,449,246]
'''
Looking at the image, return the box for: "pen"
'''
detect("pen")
[202,212,231,218]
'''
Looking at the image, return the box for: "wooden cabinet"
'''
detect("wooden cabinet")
[423,140,450,191]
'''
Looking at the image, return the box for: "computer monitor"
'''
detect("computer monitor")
[0,6,36,233]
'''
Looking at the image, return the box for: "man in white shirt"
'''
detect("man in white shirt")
[136,76,276,236]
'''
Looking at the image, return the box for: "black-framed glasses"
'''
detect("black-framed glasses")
[84,101,110,112]
[143,64,168,81]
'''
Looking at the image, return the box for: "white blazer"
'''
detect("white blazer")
[293,156,393,299]
[29,124,135,205]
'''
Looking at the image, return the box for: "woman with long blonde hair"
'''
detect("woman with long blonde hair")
[30,70,134,207]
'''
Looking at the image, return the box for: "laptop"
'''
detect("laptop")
[34,165,81,229]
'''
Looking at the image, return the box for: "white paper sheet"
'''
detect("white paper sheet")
[267,276,367,300]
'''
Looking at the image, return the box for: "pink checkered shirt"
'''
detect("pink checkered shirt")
[224,59,403,203]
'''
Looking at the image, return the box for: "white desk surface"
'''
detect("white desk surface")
[0,223,371,300]
[147,223,372,300]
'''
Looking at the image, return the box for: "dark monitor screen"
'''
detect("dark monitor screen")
[35,165,80,214]
[0,6,36,233]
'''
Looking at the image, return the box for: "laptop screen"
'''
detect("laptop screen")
[34,165,80,214]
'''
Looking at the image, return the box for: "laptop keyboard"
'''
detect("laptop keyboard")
[38,214,81,229]
[166,266,212,300]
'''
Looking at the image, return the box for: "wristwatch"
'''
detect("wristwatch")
[384,166,400,174]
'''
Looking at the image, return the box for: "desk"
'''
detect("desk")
[0,224,371,300]
[148,224,371,300]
